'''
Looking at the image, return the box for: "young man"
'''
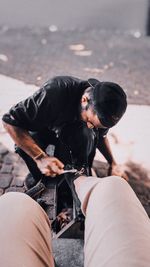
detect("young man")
[2,76,127,188]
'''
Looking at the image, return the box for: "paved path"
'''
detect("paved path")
[0,142,27,196]
[0,29,150,105]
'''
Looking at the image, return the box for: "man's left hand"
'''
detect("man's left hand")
[109,163,129,181]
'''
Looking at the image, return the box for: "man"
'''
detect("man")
[2,76,127,188]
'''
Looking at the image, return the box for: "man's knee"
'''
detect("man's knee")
[0,192,40,221]
[0,192,35,211]
[0,192,50,230]
[0,191,28,202]
[96,175,129,193]
[88,176,133,209]
[101,175,128,190]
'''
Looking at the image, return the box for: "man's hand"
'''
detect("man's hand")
[109,163,129,181]
[35,155,64,177]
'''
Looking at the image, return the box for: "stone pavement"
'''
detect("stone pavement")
[0,142,27,195]
[0,29,150,105]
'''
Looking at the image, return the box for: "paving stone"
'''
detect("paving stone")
[12,163,28,177]
[11,176,25,187]
[52,238,84,267]
[3,152,18,164]
[0,163,13,173]
[0,173,13,188]
[93,160,109,177]
[5,187,25,193]
[0,188,4,196]
[0,143,8,155]
[0,155,3,163]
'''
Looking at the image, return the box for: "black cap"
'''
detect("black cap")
[88,78,127,128]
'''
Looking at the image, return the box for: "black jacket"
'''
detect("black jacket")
[2,76,108,137]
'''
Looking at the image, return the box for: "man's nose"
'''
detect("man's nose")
[87,122,94,129]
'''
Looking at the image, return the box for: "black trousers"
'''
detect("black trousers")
[15,121,97,181]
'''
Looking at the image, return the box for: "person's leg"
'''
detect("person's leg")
[74,176,150,267]
[0,192,54,267]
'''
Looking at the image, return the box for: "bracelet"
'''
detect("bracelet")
[33,151,47,161]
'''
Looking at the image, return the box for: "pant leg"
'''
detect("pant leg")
[0,192,54,267]
[74,176,150,267]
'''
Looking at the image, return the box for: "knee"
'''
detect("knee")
[0,192,51,230]
[0,192,37,217]
[102,175,128,188]
[0,191,32,205]
[92,176,131,203]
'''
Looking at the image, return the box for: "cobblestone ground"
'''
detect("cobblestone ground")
[0,142,27,196]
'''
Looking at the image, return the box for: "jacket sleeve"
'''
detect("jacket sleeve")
[2,76,83,131]
[2,87,52,131]
[98,128,109,138]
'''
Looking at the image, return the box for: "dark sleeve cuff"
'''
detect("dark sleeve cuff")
[2,113,21,127]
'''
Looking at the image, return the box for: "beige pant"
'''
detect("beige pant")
[0,176,150,267]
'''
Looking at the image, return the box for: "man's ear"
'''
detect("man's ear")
[81,94,89,104]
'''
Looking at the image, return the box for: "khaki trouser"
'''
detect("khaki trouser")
[0,176,150,267]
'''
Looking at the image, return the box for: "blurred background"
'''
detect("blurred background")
[0,0,150,104]
[0,0,148,33]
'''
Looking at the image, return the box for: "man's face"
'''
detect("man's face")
[80,106,106,129]
[80,94,107,129]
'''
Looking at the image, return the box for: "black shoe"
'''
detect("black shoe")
[24,173,40,190]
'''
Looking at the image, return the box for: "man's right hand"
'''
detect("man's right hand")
[2,123,64,177]
[35,155,64,177]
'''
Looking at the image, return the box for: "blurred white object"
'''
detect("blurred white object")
[49,25,58,32]
[0,54,8,62]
